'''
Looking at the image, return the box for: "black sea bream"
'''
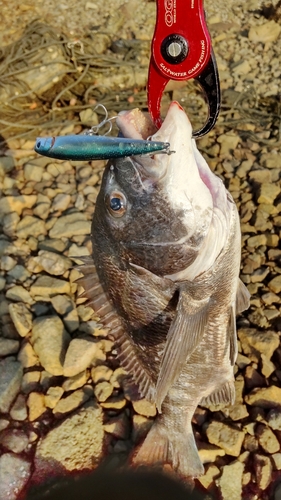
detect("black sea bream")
[79,101,250,478]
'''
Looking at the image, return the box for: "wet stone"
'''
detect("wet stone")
[0,357,23,413]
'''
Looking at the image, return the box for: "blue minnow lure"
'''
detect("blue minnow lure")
[34,135,171,161]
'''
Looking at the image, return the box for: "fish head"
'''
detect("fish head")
[93,101,232,277]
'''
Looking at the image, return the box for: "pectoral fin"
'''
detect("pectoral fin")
[236,279,250,314]
[155,291,209,411]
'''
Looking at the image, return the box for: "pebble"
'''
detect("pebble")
[253,454,272,491]
[206,420,244,457]
[33,401,104,480]
[257,183,280,204]
[0,429,29,453]
[0,419,9,431]
[16,215,47,239]
[45,386,64,409]
[33,250,72,276]
[248,20,281,43]
[63,337,99,377]
[245,385,281,408]
[246,234,267,248]
[0,195,37,216]
[21,371,41,394]
[272,453,281,470]
[10,394,28,421]
[91,365,113,384]
[198,464,220,490]
[0,357,23,413]
[51,193,71,212]
[30,275,71,297]
[197,442,226,464]
[49,212,91,238]
[8,302,32,337]
[132,399,157,418]
[217,460,244,500]
[0,338,20,357]
[0,453,31,500]
[268,275,281,294]
[104,413,130,439]
[6,286,33,305]
[17,341,39,368]
[31,315,71,375]
[100,395,127,410]
[62,370,88,391]
[27,392,46,421]
[132,414,154,444]
[256,424,280,453]
[267,408,281,431]
[53,386,93,417]
[238,328,279,361]
[94,381,113,402]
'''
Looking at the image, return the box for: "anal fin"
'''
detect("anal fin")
[236,278,250,314]
[200,380,235,407]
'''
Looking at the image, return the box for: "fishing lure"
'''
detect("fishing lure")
[34,134,171,161]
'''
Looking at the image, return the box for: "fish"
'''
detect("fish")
[78,101,250,479]
[34,134,171,161]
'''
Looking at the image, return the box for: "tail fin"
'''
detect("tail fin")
[131,418,204,479]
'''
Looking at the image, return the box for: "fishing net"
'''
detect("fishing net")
[0,20,280,147]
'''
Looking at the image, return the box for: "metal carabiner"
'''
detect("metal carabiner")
[147,0,220,137]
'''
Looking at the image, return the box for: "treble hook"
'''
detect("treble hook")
[86,104,117,136]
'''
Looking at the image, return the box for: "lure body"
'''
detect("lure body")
[34,135,170,161]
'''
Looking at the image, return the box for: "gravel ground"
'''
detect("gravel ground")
[0,1,281,499]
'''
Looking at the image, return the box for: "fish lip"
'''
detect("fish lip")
[126,234,191,248]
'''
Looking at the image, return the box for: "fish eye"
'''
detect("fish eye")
[106,191,127,218]
[36,141,41,148]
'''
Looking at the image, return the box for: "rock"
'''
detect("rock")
[243,434,258,452]
[0,419,9,431]
[38,238,68,254]
[110,367,128,389]
[197,442,226,464]
[217,133,240,156]
[49,213,91,238]
[268,276,281,294]
[53,387,93,417]
[244,365,265,390]
[261,353,276,378]
[256,424,280,453]
[10,394,28,421]
[238,328,279,361]
[0,338,20,357]
[33,250,72,276]
[0,429,29,453]
[6,286,33,305]
[8,302,32,337]
[51,193,71,212]
[132,414,154,444]
[33,401,104,480]
[100,395,127,410]
[45,386,64,409]
[30,276,71,297]
[245,386,281,408]
[27,392,46,421]
[16,215,47,239]
[257,183,280,204]
[21,371,41,394]
[0,453,31,500]
[17,341,39,368]
[248,20,281,43]
[8,265,31,282]
[206,421,244,457]
[63,337,99,377]
[132,399,157,418]
[272,453,281,470]
[253,454,272,490]
[94,381,113,402]
[217,460,244,500]
[104,413,130,439]
[91,365,113,384]
[24,163,43,182]
[246,234,267,248]
[31,315,71,375]
[267,409,281,431]
[198,464,220,490]
[0,276,6,291]
[0,358,23,413]
[0,195,37,216]
[62,371,88,391]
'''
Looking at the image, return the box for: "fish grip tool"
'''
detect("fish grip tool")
[148,0,220,137]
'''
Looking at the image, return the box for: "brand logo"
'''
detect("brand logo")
[164,0,176,27]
